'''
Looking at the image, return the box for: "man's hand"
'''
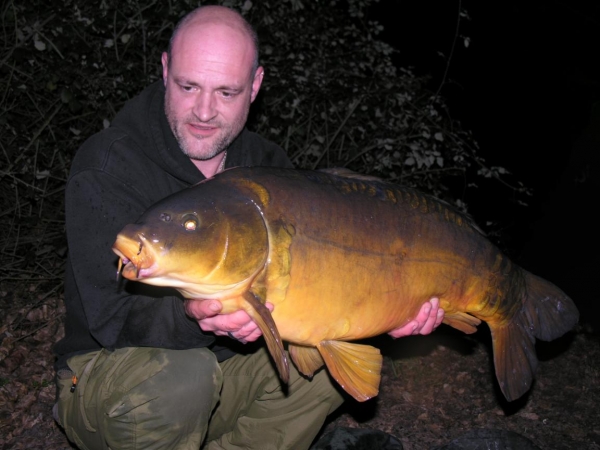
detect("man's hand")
[388,298,444,339]
[186,297,443,344]
[184,299,274,344]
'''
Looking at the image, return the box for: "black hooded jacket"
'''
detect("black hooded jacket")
[54,81,292,370]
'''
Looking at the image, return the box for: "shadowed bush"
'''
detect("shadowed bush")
[0,0,527,304]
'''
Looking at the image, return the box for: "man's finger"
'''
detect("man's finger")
[185,299,222,320]
[418,298,442,335]
[435,307,445,327]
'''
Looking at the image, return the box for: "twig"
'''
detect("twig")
[37,146,60,218]
[339,142,380,168]
[13,314,62,342]
[0,13,56,68]
[113,10,120,61]
[311,96,362,169]
[6,102,63,172]
[444,129,532,195]
[0,171,45,192]
[138,2,148,77]
[1,59,14,105]
[36,28,65,59]
[432,0,463,101]
[33,259,64,279]
[399,166,466,181]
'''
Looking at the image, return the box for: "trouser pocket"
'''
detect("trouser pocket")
[54,368,75,426]
[54,351,104,450]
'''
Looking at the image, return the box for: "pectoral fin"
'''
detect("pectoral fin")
[242,291,289,383]
[317,340,382,402]
[289,344,325,377]
[443,311,482,334]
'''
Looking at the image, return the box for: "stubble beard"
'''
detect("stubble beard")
[165,97,248,162]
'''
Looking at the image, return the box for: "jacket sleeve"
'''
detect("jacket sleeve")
[65,157,213,351]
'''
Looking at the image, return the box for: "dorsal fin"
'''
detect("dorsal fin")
[319,167,484,235]
[319,167,383,182]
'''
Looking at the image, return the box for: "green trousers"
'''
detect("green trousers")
[54,346,344,450]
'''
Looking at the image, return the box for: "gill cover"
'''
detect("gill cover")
[113,176,270,298]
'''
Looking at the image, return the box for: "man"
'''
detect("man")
[54,5,444,450]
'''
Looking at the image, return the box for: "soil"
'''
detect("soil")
[1,291,598,450]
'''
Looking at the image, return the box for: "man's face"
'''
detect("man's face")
[162,21,263,161]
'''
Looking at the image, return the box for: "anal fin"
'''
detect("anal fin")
[242,291,289,383]
[317,340,382,402]
[289,344,325,377]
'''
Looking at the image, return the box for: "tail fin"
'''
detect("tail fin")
[523,272,579,341]
[490,271,579,402]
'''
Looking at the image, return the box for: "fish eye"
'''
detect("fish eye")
[182,214,198,231]
[160,213,171,222]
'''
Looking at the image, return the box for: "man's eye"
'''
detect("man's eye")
[221,91,235,98]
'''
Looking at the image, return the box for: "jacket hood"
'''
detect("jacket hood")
[112,80,203,186]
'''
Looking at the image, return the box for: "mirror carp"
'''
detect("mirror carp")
[112,167,579,402]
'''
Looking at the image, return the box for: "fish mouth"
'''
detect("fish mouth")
[112,234,158,280]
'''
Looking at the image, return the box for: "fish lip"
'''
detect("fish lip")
[112,235,157,279]
[132,261,159,279]
[112,247,129,263]
[117,259,158,280]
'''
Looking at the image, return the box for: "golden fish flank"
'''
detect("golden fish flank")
[112,167,579,402]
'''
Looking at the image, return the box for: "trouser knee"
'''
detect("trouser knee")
[136,347,222,421]
[56,347,222,450]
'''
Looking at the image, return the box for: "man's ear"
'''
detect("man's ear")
[250,66,264,103]
[161,52,169,87]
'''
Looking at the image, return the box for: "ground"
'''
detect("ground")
[0,292,598,450]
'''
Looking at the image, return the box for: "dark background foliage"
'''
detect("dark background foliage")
[1,0,532,296]
[2,0,598,324]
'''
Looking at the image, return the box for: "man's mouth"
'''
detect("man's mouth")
[187,123,219,136]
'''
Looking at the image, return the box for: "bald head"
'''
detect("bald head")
[167,6,259,73]
[161,5,265,177]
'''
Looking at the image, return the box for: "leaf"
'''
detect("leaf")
[35,170,50,180]
[34,38,46,51]
[60,89,72,103]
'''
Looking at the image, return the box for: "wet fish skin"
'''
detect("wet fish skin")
[112,167,579,402]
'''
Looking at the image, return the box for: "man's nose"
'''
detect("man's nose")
[193,92,217,122]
